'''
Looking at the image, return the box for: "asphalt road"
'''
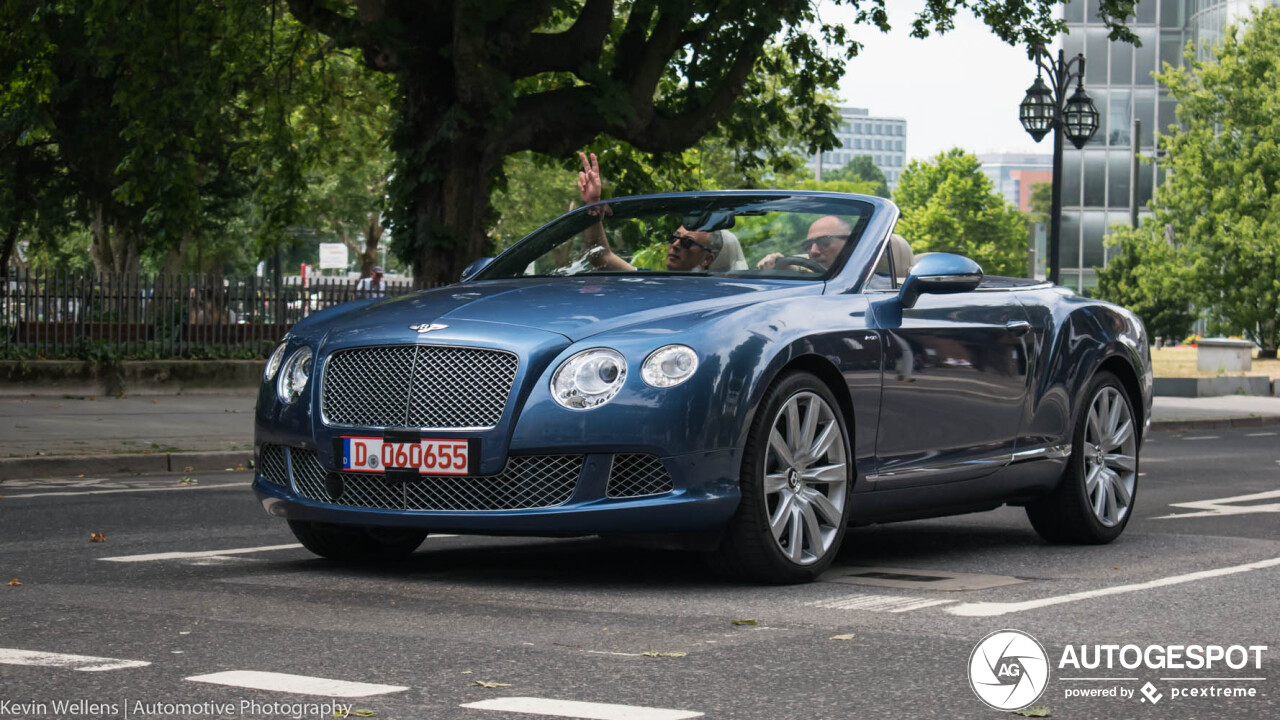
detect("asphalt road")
[1,427,1276,720]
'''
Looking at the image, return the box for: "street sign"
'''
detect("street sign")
[319,243,348,270]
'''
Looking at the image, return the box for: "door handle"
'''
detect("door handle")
[1005,320,1032,336]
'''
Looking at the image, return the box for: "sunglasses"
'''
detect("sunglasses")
[669,233,712,252]
[801,235,846,251]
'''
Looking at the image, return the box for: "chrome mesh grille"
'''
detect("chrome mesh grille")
[322,345,518,429]
[258,444,289,486]
[606,454,674,498]
[288,449,581,511]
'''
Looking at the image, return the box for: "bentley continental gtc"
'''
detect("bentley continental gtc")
[253,191,1152,583]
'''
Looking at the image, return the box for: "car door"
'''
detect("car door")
[868,289,1032,487]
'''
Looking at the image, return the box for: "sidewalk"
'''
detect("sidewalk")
[2,393,1279,480]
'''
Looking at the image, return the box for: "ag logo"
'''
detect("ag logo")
[968,629,1050,710]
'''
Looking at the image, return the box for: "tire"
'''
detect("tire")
[288,520,428,561]
[1026,371,1139,544]
[708,371,853,583]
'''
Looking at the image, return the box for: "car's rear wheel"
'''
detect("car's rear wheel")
[1026,370,1139,544]
[288,520,428,561]
[710,371,852,583]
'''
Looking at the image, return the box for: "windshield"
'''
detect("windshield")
[475,194,875,281]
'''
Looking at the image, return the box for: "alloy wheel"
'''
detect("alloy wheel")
[1083,386,1137,527]
[762,391,848,565]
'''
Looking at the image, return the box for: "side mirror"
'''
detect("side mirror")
[461,257,493,281]
[898,252,983,309]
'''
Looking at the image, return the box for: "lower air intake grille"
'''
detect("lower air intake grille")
[606,454,674,498]
[288,449,581,511]
[258,444,289,486]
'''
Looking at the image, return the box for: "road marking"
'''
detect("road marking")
[100,544,303,562]
[3,482,248,498]
[947,556,1280,617]
[1182,435,1218,441]
[185,670,407,698]
[1246,432,1277,437]
[462,697,703,719]
[0,648,150,672]
[1153,489,1280,519]
[806,593,956,613]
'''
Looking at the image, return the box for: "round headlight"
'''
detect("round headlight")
[641,345,699,388]
[264,342,288,381]
[551,348,627,410]
[276,347,313,404]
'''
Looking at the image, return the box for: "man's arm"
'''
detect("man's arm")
[578,152,632,271]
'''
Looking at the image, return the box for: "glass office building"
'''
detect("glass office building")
[807,107,908,190]
[1060,0,1277,291]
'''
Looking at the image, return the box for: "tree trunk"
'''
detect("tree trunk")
[0,224,18,275]
[363,210,384,278]
[88,204,142,276]
[1259,348,1277,360]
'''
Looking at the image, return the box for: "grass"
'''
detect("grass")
[1150,345,1280,379]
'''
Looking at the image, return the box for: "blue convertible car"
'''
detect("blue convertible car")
[254,191,1151,583]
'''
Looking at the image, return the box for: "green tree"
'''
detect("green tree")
[892,148,1029,277]
[825,156,889,197]
[1150,6,1280,357]
[1095,222,1196,344]
[286,0,1139,287]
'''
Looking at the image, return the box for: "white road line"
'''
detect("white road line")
[1182,436,1219,441]
[1246,432,1277,437]
[4,482,248,499]
[806,593,956,613]
[462,697,703,720]
[1153,489,1280,519]
[100,544,303,562]
[185,670,407,698]
[947,556,1280,617]
[0,648,150,672]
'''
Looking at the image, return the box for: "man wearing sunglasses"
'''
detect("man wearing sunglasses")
[577,152,722,272]
[755,215,852,271]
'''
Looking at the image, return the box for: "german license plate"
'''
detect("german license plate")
[339,436,470,475]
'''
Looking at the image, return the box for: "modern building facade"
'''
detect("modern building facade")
[1058,0,1277,291]
[808,106,908,190]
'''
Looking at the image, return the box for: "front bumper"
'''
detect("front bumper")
[253,446,742,535]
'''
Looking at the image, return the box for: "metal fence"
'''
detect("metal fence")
[2,269,423,359]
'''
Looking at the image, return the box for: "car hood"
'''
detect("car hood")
[307,276,824,342]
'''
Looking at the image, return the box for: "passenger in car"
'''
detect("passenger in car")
[576,152,722,272]
[754,215,852,270]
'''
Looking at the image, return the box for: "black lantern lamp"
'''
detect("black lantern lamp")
[1019,44,1099,286]
[1062,84,1100,149]
[1018,74,1055,142]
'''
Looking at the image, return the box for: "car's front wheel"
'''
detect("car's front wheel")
[710,371,852,583]
[1026,370,1139,544]
[288,520,428,561]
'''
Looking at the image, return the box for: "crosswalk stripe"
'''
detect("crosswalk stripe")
[185,670,408,698]
[806,593,957,613]
[99,544,304,562]
[0,648,150,672]
[462,697,703,719]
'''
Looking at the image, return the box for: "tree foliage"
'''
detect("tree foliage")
[892,148,1029,277]
[1095,222,1196,344]
[287,0,1138,287]
[824,156,889,197]
[1145,5,1280,356]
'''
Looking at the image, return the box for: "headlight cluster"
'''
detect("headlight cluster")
[276,346,313,404]
[550,344,698,410]
[551,349,626,410]
[264,342,289,381]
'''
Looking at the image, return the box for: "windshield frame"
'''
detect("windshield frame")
[472,191,881,283]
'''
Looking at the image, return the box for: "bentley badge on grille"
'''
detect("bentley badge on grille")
[410,323,448,334]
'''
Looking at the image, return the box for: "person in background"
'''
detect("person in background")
[356,266,386,298]
[577,152,722,272]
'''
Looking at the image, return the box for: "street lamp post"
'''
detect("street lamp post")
[1019,45,1099,286]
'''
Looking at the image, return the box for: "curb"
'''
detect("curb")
[0,450,252,480]
[1149,415,1280,432]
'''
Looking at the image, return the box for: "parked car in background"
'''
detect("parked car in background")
[253,191,1152,583]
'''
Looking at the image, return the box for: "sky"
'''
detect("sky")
[827,0,1053,162]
